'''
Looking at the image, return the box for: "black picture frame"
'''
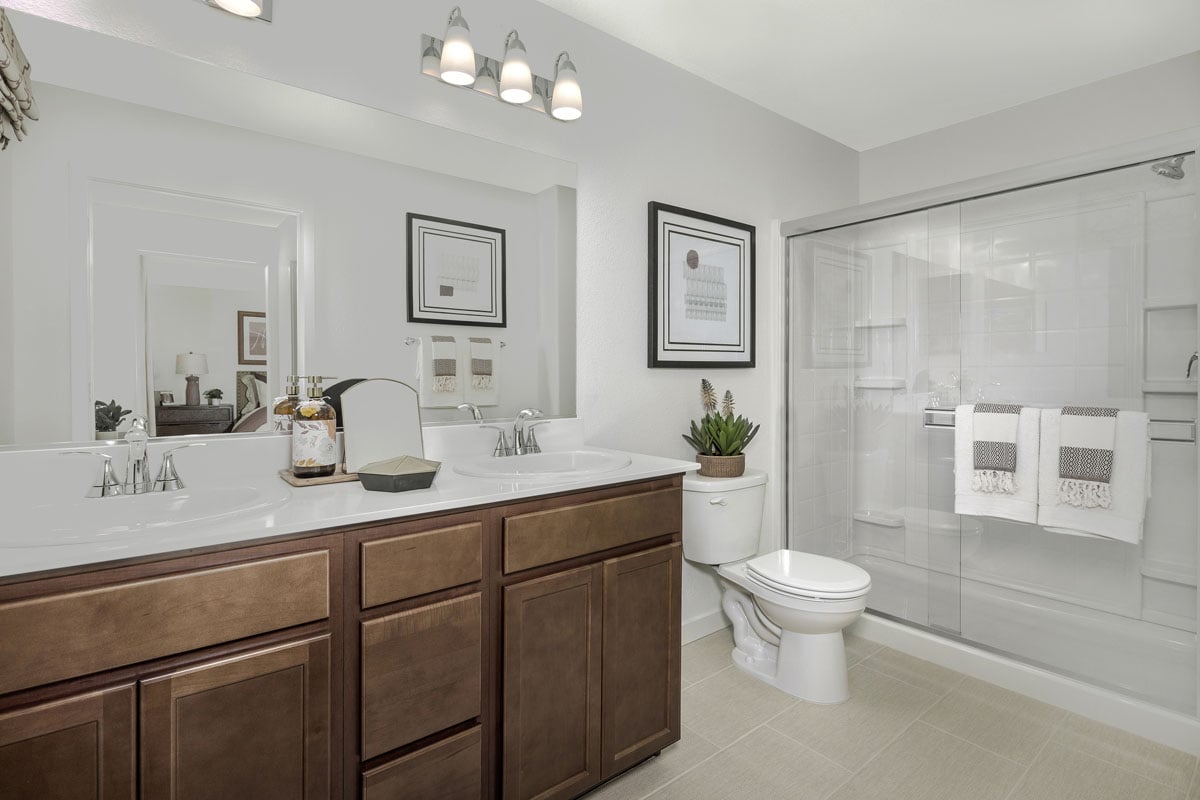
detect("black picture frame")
[406,212,507,327]
[647,201,756,368]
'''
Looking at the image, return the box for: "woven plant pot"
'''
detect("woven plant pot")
[696,453,745,478]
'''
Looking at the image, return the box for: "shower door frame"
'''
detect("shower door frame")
[781,127,1200,715]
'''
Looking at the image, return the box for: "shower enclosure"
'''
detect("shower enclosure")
[786,153,1199,716]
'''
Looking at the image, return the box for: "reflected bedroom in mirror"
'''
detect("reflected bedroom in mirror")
[0,10,577,449]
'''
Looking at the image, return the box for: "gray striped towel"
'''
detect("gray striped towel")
[1058,406,1117,508]
[431,335,457,392]
[972,403,1022,494]
[469,337,493,391]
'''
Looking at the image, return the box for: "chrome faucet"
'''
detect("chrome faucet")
[512,408,544,456]
[457,402,483,422]
[64,437,205,498]
[1188,352,1198,379]
[124,415,152,494]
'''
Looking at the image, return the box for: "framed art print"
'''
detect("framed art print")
[648,202,755,367]
[407,213,507,327]
[237,310,267,366]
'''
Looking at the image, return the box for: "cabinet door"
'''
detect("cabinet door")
[503,565,602,800]
[140,635,331,800]
[0,685,135,799]
[601,543,682,778]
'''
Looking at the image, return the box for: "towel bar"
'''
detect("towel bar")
[922,408,1195,444]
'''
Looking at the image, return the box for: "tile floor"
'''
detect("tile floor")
[588,629,1200,800]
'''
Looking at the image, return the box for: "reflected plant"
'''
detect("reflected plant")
[94,399,131,432]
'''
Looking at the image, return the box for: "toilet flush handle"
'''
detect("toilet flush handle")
[709,497,728,506]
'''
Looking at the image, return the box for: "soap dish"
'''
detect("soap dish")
[357,455,441,493]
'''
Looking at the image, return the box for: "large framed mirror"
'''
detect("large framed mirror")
[0,11,577,447]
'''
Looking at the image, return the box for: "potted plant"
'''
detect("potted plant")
[203,388,224,406]
[95,399,132,441]
[682,379,760,478]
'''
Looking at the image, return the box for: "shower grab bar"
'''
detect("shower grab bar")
[922,408,1196,444]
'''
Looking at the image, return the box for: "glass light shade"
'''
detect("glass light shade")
[475,62,499,97]
[440,11,476,86]
[212,0,263,17]
[421,45,441,77]
[175,352,209,377]
[551,59,583,121]
[499,37,533,104]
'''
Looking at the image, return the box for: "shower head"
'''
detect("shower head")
[1151,155,1186,180]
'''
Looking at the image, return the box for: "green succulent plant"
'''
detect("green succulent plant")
[94,399,131,432]
[682,380,760,456]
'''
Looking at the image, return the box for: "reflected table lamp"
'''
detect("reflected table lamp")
[176,352,209,406]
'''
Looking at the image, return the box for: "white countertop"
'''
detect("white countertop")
[2,442,697,580]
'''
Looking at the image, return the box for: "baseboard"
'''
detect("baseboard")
[682,610,729,645]
[851,613,1200,756]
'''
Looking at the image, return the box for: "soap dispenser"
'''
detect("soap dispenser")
[292,376,337,478]
[272,375,301,433]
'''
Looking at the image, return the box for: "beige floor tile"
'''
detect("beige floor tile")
[826,721,1024,800]
[1010,742,1186,800]
[681,666,797,747]
[1055,713,1197,792]
[1189,763,1200,800]
[587,726,719,800]
[920,676,1064,763]
[681,629,734,687]
[844,632,882,667]
[644,727,851,800]
[768,664,938,770]
[859,647,964,696]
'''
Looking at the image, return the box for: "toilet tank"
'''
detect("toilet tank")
[682,469,768,565]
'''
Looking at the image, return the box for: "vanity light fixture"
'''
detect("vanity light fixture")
[499,30,533,104]
[550,51,583,121]
[420,9,582,122]
[439,6,476,87]
[201,0,273,21]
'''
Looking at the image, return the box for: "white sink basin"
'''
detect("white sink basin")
[453,450,632,480]
[9,484,293,548]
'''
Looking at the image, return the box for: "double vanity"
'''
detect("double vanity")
[0,422,694,800]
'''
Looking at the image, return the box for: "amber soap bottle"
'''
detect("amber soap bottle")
[291,376,337,478]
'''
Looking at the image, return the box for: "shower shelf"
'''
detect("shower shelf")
[922,407,1196,443]
[1142,380,1198,395]
[854,317,907,329]
[854,377,906,390]
[1141,560,1197,587]
[1142,299,1198,311]
[853,510,904,528]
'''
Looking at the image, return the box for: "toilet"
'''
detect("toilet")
[683,469,871,704]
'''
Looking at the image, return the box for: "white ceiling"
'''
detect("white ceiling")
[537,0,1200,151]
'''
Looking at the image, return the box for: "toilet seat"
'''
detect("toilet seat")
[744,550,870,601]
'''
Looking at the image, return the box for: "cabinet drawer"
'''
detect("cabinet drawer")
[361,594,482,759]
[361,523,482,608]
[362,726,482,800]
[503,488,680,573]
[0,551,329,695]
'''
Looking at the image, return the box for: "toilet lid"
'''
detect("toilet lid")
[745,550,871,598]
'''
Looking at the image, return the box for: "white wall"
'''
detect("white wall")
[5,83,571,441]
[859,52,1200,202]
[3,1,860,635]
[0,152,12,445]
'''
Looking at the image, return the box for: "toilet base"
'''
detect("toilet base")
[720,582,854,704]
[730,630,849,704]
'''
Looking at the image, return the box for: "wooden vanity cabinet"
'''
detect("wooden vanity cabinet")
[501,480,683,800]
[0,684,135,799]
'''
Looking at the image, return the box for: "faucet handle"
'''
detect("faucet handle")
[62,451,123,498]
[478,425,511,457]
[154,442,206,492]
[525,421,550,454]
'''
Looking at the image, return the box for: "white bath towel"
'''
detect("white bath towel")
[1037,409,1150,544]
[416,335,463,408]
[464,336,498,407]
[954,404,1040,523]
[971,403,1022,493]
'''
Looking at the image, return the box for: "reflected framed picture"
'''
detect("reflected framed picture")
[237,310,267,366]
[407,213,507,327]
[648,202,755,368]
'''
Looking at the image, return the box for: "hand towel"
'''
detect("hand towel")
[1037,409,1149,543]
[469,337,493,390]
[954,404,1040,523]
[465,337,498,407]
[1057,406,1117,508]
[417,335,463,408]
[971,403,1022,493]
